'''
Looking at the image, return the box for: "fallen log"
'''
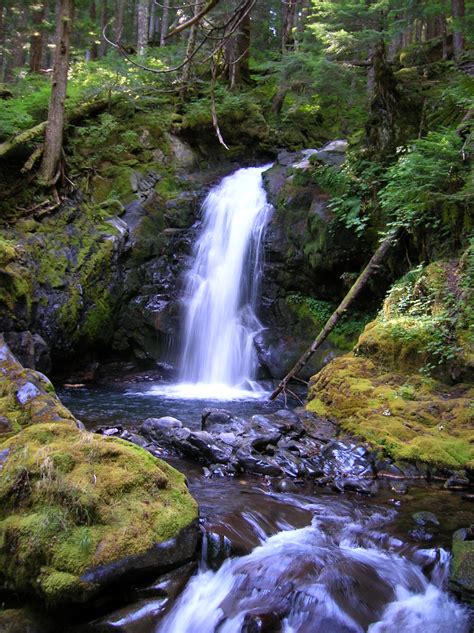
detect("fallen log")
[0,97,110,159]
[269,229,400,401]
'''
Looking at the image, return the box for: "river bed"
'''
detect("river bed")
[56,385,473,633]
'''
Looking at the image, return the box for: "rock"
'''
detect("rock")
[450,527,474,601]
[143,416,183,432]
[165,134,197,170]
[0,422,198,606]
[408,527,434,542]
[333,478,377,496]
[390,481,408,494]
[412,511,440,527]
[0,415,12,433]
[202,408,233,430]
[15,381,41,405]
[0,336,79,437]
[445,473,470,490]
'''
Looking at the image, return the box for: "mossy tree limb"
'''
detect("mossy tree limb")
[269,230,400,401]
[0,98,110,160]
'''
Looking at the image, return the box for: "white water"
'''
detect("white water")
[153,165,272,400]
[157,496,470,633]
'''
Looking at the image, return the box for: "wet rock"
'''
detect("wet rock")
[444,473,470,490]
[450,527,474,601]
[275,479,299,493]
[412,511,440,527]
[390,481,408,494]
[408,527,434,542]
[137,561,197,600]
[333,478,378,496]
[84,598,168,632]
[202,408,234,430]
[143,416,183,432]
[236,450,282,477]
[204,531,233,570]
[241,612,282,632]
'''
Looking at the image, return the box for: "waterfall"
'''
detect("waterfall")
[149,165,271,400]
[179,165,271,391]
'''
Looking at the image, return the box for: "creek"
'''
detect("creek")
[59,166,472,631]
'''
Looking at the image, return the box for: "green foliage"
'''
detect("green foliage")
[287,293,373,349]
[380,129,471,234]
[311,157,384,236]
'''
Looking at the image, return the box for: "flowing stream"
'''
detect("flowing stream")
[57,165,471,632]
[148,165,272,400]
[157,487,470,633]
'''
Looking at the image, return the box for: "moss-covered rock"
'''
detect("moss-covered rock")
[0,342,198,607]
[307,354,473,470]
[450,527,474,603]
[0,422,198,606]
[0,336,78,439]
[306,254,474,472]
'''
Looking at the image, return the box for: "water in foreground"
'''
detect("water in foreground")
[58,388,471,632]
[158,485,469,633]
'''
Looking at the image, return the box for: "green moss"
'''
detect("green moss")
[0,422,198,605]
[307,354,474,469]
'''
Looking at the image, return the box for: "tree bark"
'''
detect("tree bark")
[89,1,98,60]
[0,0,5,81]
[98,0,108,57]
[137,0,149,56]
[38,0,74,186]
[452,0,465,59]
[0,98,109,159]
[160,0,169,46]
[269,231,400,401]
[281,0,297,52]
[29,3,45,72]
[180,0,200,97]
[225,8,251,90]
[115,0,126,42]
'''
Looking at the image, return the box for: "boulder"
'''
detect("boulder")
[450,527,474,602]
[0,422,198,606]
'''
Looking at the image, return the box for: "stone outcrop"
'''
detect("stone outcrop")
[0,339,198,607]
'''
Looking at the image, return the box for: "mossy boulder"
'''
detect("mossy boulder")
[0,341,198,607]
[0,423,198,606]
[0,336,78,439]
[306,255,474,472]
[307,354,473,470]
[450,527,474,603]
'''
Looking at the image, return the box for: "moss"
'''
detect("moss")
[0,339,77,439]
[307,354,474,470]
[0,422,198,605]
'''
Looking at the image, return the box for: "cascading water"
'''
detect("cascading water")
[156,494,470,633]
[151,165,272,400]
[180,165,271,392]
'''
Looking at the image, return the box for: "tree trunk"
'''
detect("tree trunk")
[180,0,200,98]
[9,2,28,75]
[0,0,5,81]
[39,0,74,186]
[137,0,149,56]
[0,97,109,159]
[89,1,98,60]
[281,0,297,52]
[269,231,400,401]
[160,0,169,46]
[224,9,251,90]
[452,0,465,59]
[29,3,45,72]
[115,0,126,42]
[98,0,108,57]
[296,0,310,49]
